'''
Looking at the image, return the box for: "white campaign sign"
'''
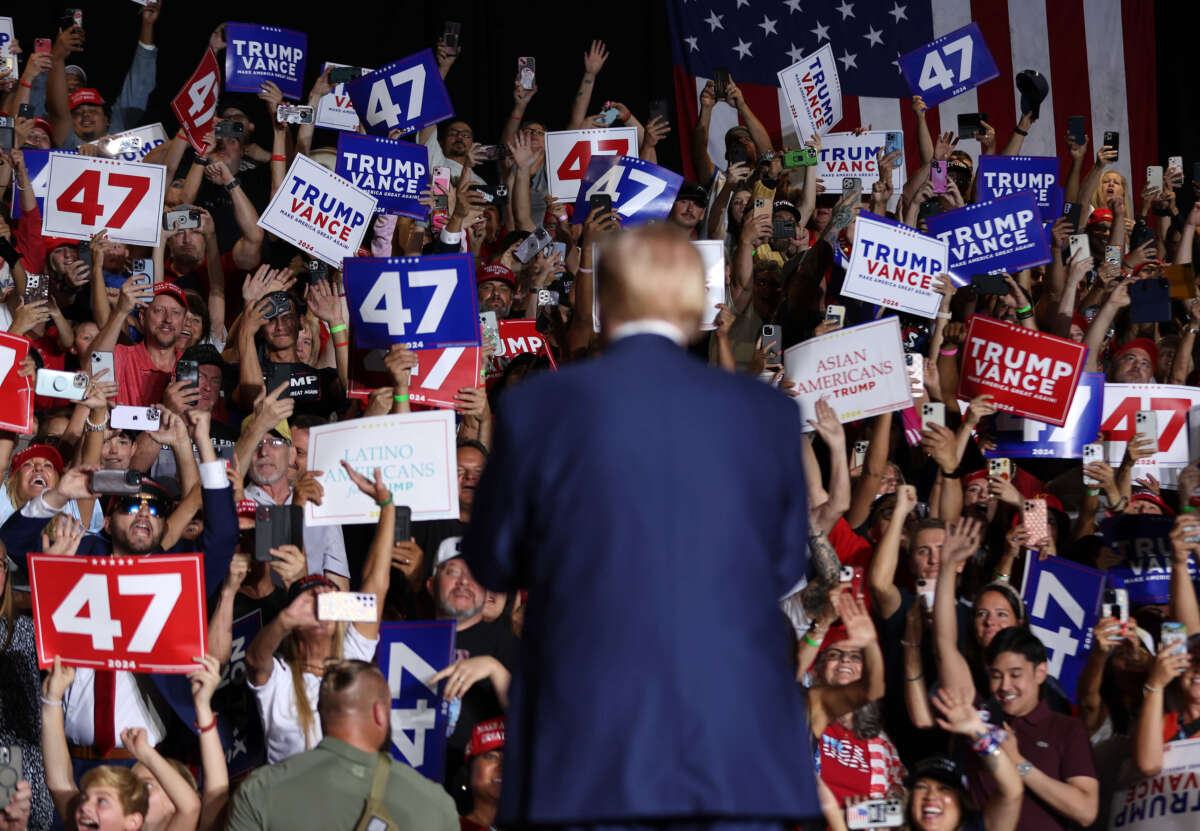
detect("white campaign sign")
[818,131,906,191]
[315,62,373,131]
[777,43,843,139]
[545,127,638,200]
[841,215,948,318]
[1101,383,1200,488]
[83,123,168,163]
[257,154,378,267]
[783,317,911,429]
[0,18,13,60]
[41,154,166,247]
[305,410,459,524]
[694,240,726,331]
[1108,737,1200,831]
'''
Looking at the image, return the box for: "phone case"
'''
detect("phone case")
[988,458,1012,481]
[1082,443,1103,487]
[1023,499,1049,546]
[110,406,161,431]
[920,402,945,430]
[930,162,948,193]
[1162,622,1188,655]
[317,592,378,623]
[1135,411,1159,444]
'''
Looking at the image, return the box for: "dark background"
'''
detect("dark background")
[7,2,1197,183]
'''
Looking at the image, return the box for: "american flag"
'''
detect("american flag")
[668,0,1157,193]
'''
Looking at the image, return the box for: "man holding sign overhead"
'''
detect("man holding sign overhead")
[464,226,819,827]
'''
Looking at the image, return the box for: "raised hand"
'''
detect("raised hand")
[942,517,982,565]
[835,591,877,649]
[340,461,390,504]
[583,40,609,75]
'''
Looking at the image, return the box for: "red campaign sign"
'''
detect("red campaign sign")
[30,553,207,674]
[171,48,220,153]
[958,315,1087,427]
[0,333,33,433]
[348,346,482,410]
[486,320,558,389]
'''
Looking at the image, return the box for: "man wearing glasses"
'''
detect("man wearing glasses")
[423,119,487,186]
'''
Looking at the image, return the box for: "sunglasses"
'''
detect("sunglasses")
[113,495,169,517]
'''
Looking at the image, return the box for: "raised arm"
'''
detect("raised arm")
[807,399,849,535]
[202,160,264,271]
[846,413,892,528]
[39,657,78,823]
[932,688,1024,831]
[725,78,771,157]
[189,655,230,831]
[1134,644,1189,776]
[339,462,395,640]
[1169,505,1200,635]
[121,727,202,831]
[868,484,916,621]
[83,275,153,364]
[808,592,885,734]
[568,40,608,130]
[690,80,718,186]
[933,518,983,701]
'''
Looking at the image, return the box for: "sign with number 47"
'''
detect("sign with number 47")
[899,22,999,108]
[30,554,207,673]
[345,49,454,138]
[41,154,166,247]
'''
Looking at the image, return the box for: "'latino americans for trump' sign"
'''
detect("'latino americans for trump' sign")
[926,191,1051,275]
[958,315,1087,427]
[840,212,948,318]
[975,155,1063,222]
[777,44,843,139]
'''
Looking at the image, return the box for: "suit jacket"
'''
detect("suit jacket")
[462,334,819,825]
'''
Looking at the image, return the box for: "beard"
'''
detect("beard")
[113,523,165,555]
[438,597,484,622]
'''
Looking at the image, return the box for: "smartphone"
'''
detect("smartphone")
[0,746,21,812]
[713,67,731,100]
[76,241,92,268]
[988,457,1012,482]
[1104,131,1120,159]
[479,311,501,354]
[110,405,162,431]
[254,504,303,562]
[35,369,88,400]
[23,273,48,303]
[442,21,461,55]
[649,98,669,124]
[1162,621,1188,656]
[884,131,903,157]
[1082,442,1104,487]
[1147,165,1164,192]
[1067,115,1086,146]
[824,304,845,329]
[1068,233,1090,263]
[276,104,315,125]
[1129,220,1156,252]
[1134,410,1158,452]
[90,469,143,495]
[327,66,364,85]
[1062,200,1082,231]
[0,117,12,153]
[852,440,868,469]
[514,227,553,264]
[1101,588,1129,623]
[1104,245,1121,267]
[431,165,452,215]
[1168,155,1184,176]
[782,147,818,169]
[1023,498,1049,547]
[842,177,862,198]
[921,402,946,431]
[215,120,244,140]
[473,144,509,162]
[839,565,864,599]
[598,107,620,127]
[262,291,293,321]
[175,359,199,390]
[772,219,796,240]
[753,197,769,219]
[761,324,781,365]
[970,273,1008,295]
[517,56,536,91]
[915,578,935,611]
[846,798,903,830]
[317,591,378,623]
[35,38,52,54]
[930,160,948,194]
[956,112,987,138]
[393,505,412,545]
[90,350,115,383]
[163,209,201,231]
[17,103,33,121]
[905,352,924,397]
[588,193,613,218]
[728,144,750,166]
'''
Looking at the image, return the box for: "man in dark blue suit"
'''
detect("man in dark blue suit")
[462,226,820,829]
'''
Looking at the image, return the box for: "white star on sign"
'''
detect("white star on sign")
[733,38,754,59]
[784,0,803,12]
[736,0,750,7]
[836,1,855,20]
[838,49,858,70]
[893,54,903,73]
[811,20,830,42]
[863,26,884,47]
[786,42,805,62]
[705,10,724,31]
[759,15,778,35]
[684,36,700,52]
[889,2,908,23]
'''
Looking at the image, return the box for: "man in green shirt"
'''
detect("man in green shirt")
[226,660,458,831]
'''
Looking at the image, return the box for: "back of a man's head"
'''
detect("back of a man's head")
[597,225,706,336]
[318,660,391,749]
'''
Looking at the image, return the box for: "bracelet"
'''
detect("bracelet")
[19,79,32,89]
[936,311,952,320]
[900,639,920,648]
[803,632,823,647]
[1107,496,1129,515]
[993,571,1010,582]
[40,695,62,708]
[224,177,241,192]
[1015,304,1032,315]
[332,340,349,348]
[377,493,394,508]
[970,727,1008,757]
[271,154,286,162]
[1184,505,1197,514]
[906,672,924,682]
[509,112,522,120]
[939,346,958,356]
[1144,683,1163,694]
[193,156,210,166]
[577,267,593,273]
[1014,127,1028,136]
[393,393,410,403]
[329,323,348,334]
[194,716,218,733]
[85,412,109,433]
[942,468,963,479]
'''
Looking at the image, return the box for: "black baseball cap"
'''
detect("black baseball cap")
[675,181,708,207]
[905,755,967,790]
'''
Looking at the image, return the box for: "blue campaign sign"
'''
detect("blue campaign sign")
[1101,516,1200,606]
[335,133,429,220]
[1021,556,1105,702]
[376,621,457,781]
[899,22,999,108]
[986,371,1104,459]
[215,610,267,779]
[343,254,481,351]
[224,23,307,101]
[12,149,77,219]
[976,155,1063,222]
[346,50,454,138]
[572,155,683,227]
[927,191,1051,275]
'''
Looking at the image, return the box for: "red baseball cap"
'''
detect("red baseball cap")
[30,117,55,143]
[42,237,76,253]
[465,717,505,759]
[68,88,105,111]
[9,444,64,477]
[1115,337,1158,367]
[477,263,515,290]
[153,282,189,311]
[1086,208,1114,227]
[1131,490,1175,516]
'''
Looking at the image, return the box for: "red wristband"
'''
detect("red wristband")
[19,80,31,89]
[332,340,350,348]
[271,154,286,163]
[194,717,217,733]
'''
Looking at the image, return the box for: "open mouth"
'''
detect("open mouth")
[77,816,100,829]
[30,475,47,488]
[920,804,943,822]
[131,519,153,537]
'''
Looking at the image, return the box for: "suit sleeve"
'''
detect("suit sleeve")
[198,464,237,599]
[461,398,530,592]
[777,404,810,592]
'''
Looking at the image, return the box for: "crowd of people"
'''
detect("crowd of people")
[0,5,1195,831]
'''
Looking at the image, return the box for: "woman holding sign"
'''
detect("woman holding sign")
[245,463,395,763]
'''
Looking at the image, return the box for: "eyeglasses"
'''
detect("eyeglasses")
[113,496,169,517]
[521,128,546,137]
[446,129,473,139]
[257,437,290,450]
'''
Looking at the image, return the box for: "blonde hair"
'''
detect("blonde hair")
[597,226,706,336]
[80,765,149,819]
[1091,170,1134,218]
[280,622,346,749]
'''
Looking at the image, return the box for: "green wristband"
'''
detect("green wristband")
[803,633,822,648]
[329,323,348,334]
[1016,304,1032,315]
[377,494,393,508]
[1184,505,1197,514]
[393,393,410,403]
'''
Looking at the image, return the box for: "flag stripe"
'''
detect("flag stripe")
[1120,0,1159,209]
[1046,0,1094,178]
[970,0,1018,147]
[1007,0,1057,158]
[1083,0,1133,197]
[673,65,700,181]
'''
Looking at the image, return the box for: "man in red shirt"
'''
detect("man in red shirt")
[84,280,186,407]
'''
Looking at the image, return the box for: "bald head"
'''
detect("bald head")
[317,660,392,751]
[597,225,706,338]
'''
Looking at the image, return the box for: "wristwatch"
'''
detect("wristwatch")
[224,177,242,192]
[1016,761,1033,778]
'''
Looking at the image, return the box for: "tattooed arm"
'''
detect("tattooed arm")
[800,526,842,618]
